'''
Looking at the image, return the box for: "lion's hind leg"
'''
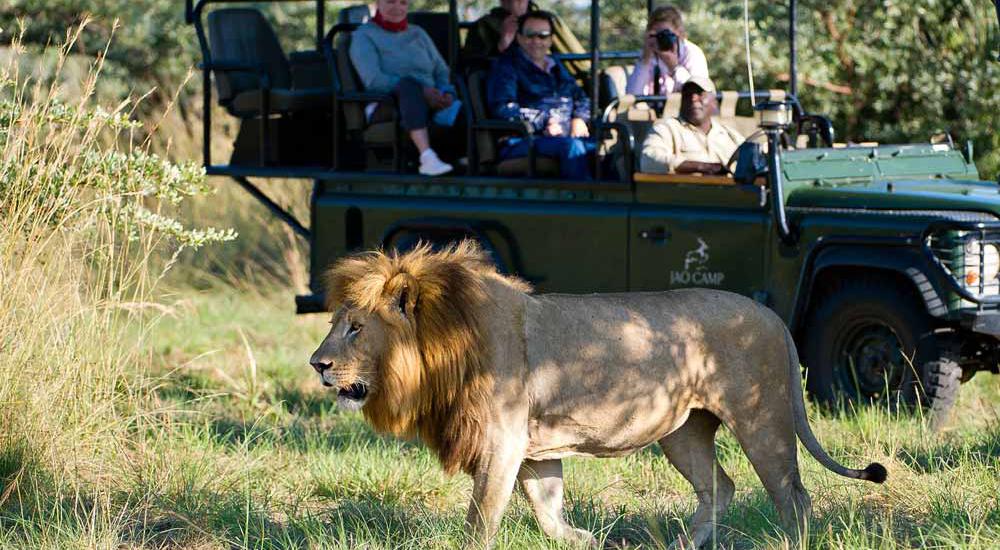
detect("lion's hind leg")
[657,409,735,549]
[724,406,812,544]
[517,459,598,548]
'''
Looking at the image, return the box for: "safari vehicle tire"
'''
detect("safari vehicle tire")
[922,357,962,428]
[801,276,960,426]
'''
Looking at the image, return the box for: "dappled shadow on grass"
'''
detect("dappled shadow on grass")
[561,491,779,550]
[133,489,458,549]
[151,369,222,404]
[319,495,460,548]
[895,427,1000,474]
[204,411,426,458]
[560,480,1000,549]
[273,382,334,419]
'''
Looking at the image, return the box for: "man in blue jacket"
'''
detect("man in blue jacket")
[487,11,595,180]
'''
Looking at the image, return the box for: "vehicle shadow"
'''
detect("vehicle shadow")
[895,427,1000,473]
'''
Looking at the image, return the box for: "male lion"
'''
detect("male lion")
[309,241,886,549]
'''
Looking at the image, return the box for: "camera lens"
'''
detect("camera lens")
[656,29,678,51]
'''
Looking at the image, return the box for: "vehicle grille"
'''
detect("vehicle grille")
[926,226,1000,306]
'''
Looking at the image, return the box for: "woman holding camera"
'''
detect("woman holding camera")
[626,6,709,96]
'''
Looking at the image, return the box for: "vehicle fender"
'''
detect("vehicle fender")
[791,243,953,333]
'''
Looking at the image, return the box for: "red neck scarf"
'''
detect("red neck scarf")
[372,11,408,32]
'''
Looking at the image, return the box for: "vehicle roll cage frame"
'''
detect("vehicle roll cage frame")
[184,0,813,173]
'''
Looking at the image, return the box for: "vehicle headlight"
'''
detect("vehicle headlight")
[963,240,1000,291]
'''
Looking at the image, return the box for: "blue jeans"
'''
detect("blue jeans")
[499,136,596,180]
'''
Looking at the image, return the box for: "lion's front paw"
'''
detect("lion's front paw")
[666,535,699,550]
[569,527,599,548]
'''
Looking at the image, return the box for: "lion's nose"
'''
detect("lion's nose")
[311,361,331,373]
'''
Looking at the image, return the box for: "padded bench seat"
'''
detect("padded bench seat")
[634,173,766,185]
[230,87,334,116]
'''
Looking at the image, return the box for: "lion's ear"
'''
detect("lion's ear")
[384,273,419,322]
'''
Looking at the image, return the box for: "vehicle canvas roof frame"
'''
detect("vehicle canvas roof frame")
[183,0,825,181]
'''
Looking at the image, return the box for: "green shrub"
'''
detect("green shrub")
[0,23,232,534]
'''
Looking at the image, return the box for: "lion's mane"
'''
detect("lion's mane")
[325,241,523,474]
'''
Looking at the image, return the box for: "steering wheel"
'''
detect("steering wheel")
[723,130,767,176]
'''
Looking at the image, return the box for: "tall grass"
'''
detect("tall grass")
[0,23,231,545]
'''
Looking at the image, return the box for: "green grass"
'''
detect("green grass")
[7,287,982,549]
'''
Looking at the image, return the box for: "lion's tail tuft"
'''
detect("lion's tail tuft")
[784,325,889,485]
[861,462,888,484]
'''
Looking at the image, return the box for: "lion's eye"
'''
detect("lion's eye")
[348,322,363,334]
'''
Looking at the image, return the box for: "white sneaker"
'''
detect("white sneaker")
[419,149,453,176]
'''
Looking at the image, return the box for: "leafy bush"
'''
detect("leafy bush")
[0,23,232,526]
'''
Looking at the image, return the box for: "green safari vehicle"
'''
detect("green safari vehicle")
[185,0,1000,424]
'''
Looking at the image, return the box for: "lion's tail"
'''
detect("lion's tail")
[784,327,887,484]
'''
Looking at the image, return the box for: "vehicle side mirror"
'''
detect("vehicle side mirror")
[798,114,835,148]
[733,142,768,185]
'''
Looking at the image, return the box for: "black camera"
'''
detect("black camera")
[655,29,679,52]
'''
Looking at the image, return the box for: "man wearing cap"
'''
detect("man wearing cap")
[639,76,744,175]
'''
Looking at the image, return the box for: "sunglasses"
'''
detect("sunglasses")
[520,30,553,39]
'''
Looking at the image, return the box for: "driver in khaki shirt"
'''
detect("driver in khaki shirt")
[639,76,744,175]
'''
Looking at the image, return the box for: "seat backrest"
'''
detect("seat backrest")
[338,4,371,25]
[467,70,499,165]
[207,8,292,103]
[716,89,788,138]
[660,92,683,118]
[336,33,367,131]
[603,95,659,156]
[601,66,628,106]
[409,12,451,62]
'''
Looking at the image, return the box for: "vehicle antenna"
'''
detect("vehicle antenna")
[743,0,757,106]
[995,0,1000,61]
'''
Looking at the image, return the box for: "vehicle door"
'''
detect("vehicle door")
[628,176,769,300]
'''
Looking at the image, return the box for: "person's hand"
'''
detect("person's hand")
[439,92,455,109]
[570,117,589,138]
[544,117,564,137]
[499,14,518,51]
[423,85,442,104]
[641,33,657,64]
[700,162,725,175]
[423,86,449,109]
[657,41,680,71]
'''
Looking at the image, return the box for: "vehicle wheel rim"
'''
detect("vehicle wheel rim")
[833,318,907,400]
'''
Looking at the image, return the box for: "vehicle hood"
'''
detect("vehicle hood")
[781,144,1000,217]
[786,179,1000,217]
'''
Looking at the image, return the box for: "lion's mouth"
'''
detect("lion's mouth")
[338,382,368,401]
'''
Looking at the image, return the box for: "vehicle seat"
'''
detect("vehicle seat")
[465,70,559,177]
[334,31,403,169]
[206,8,332,118]
[599,65,629,109]
[338,4,371,25]
[716,90,787,138]
[409,12,451,62]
